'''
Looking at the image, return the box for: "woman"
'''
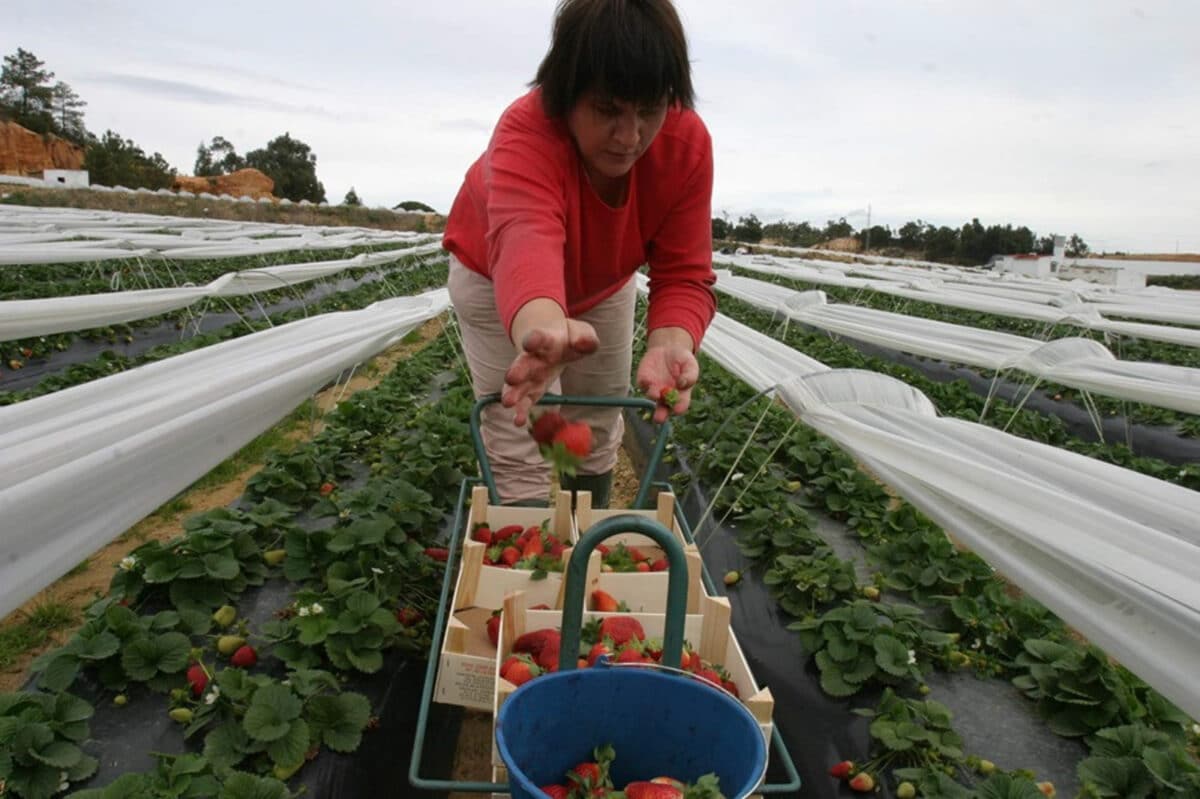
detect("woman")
[443,0,716,507]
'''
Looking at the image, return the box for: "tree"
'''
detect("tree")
[732,214,763,243]
[343,187,361,206]
[897,220,928,250]
[924,226,958,261]
[822,217,854,240]
[711,215,731,241]
[1066,234,1090,258]
[857,225,892,250]
[194,136,243,176]
[49,81,87,143]
[395,200,437,213]
[0,48,55,133]
[84,130,176,189]
[243,133,326,203]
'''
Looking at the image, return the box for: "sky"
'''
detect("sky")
[6,1,1200,253]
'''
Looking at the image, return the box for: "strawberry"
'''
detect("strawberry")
[552,421,593,458]
[650,557,668,572]
[513,629,561,659]
[230,645,257,668]
[319,481,335,496]
[424,547,449,562]
[587,642,612,666]
[530,411,567,445]
[186,664,208,697]
[658,386,680,407]
[616,646,646,664]
[591,590,620,612]
[534,644,560,671]
[569,762,602,789]
[540,786,570,799]
[625,783,682,799]
[695,668,722,688]
[848,772,875,792]
[678,649,692,670]
[493,524,523,543]
[501,546,521,566]
[596,544,610,556]
[486,611,501,647]
[896,783,917,799]
[500,655,540,686]
[722,679,740,697]
[598,616,645,647]
[472,525,492,545]
[530,603,551,610]
[522,535,545,559]
[1037,783,1056,798]
[635,561,651,572]
[626,546,647,562]
[396,607,422,626]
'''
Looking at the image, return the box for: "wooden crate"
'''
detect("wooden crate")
[491,590,775,770]
[574,490,704,614]
[433,487,574,710]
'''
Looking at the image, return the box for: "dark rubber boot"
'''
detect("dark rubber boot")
[561,470,614,510]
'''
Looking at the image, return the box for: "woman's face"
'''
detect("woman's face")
[567,90,669,182]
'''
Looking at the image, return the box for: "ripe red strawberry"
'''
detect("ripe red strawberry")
[522,535,544,559]
[848,772,875,792]
[493,524,523,543]
[625,783,683,799]
[722,679,740,697]
[230,645,257,669]
[695,668,722,688]
[424,547,449,562]
[829,760,854,779]
[635,561,651,572]
[651,777,685,789]
[598,616,645,647]
[319,481,335,496]
[658,386,680,407]
[530,604,551,610]
[486,611,501,647]
[552,422,592,458]
[472,525,492,545]
[616,646,646,664]
[186,664,208,697]
[501,546,521,566]
[500,655,540,686]
[596,544,610,556]
[534,644,560,671]
[569,762,602,788]
[587,642,612,666]
[396,607,422,626]
[529,411,567,445]
[650,557,668,572]
[678,649,693,671]
[540,785,570,799]
[591,590,620,612]
[626,546,647,563]
[513,629,561,658]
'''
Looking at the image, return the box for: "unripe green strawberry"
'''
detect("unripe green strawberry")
[978,759,996,775]
[112,694,128,707]
[862,586,881,601]
[168,708,193,724]
[724,570,741,586]
[263,549,287,566]
[217,635,246,656]
[212,605,237,629]
[896,782,916,799]
[273,760,304,781]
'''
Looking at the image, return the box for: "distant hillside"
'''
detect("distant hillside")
[0,185,446,234]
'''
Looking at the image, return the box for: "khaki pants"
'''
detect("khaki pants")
[447,255,635,503]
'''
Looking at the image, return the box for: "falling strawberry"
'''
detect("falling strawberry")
[848,772,875,792]
[553,421,592,458]
[530,411,568,445]
[230,645,257,669]
[486,610,501,647]
[424,547,449,562]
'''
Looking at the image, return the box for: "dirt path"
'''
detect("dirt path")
[0,318,447,693]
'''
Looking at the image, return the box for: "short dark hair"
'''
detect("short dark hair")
[533,0,694,118]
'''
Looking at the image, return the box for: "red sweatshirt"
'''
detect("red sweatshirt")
[442,88,716,349]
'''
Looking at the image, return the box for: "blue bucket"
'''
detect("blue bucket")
[495,663,767,799]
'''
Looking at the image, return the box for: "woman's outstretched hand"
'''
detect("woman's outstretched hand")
[502,315,598,426]
[637,326,700,424]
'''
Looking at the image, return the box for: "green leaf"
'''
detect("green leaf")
[243,684,303,742]
[307,693,371,753]
[219,772,290,799]
[120,632,190,681]
[1077,756,1154,798]
[973,774,1047,799]
[71,630,120,661]
[205,722,252,769]
[53,693,95,725]
[266,719,310,767]
[819,665,860,698]
[66,753,99,782]
[31,740,83,769]
[143,557,181,583]
[873,634,912,677]
[37,653,81,692]
[344,647,383,674]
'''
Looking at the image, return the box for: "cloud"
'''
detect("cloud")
[79,73,349,120]
[436,118,492,133]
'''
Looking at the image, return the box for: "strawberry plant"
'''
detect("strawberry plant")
[1076,724,1200,798]
[263,587,401,674]
[789,600,955,697]
[63,751,291,799]
[0,691,97,799]
[853,688,965,778]
[868,529,993,602]
[762,548,858,616]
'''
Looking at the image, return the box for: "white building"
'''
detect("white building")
[41,169,90,189]
[990,235,1148,288]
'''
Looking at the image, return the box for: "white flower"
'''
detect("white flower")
[204,686,220,705]
[1180,470,1189,479]
[339,509,352,520]
[732,503,743,513]
[1192,723,1200,736]
[309,602,324,615]
[59,772,70,791]
[971,638,982,650]
[371,567,384,575]
[119,556,138,572]
[731,472,745,482]
[298,606,311,617]
[907,650,917,665]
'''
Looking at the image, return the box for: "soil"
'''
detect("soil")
[0,316,447,693]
